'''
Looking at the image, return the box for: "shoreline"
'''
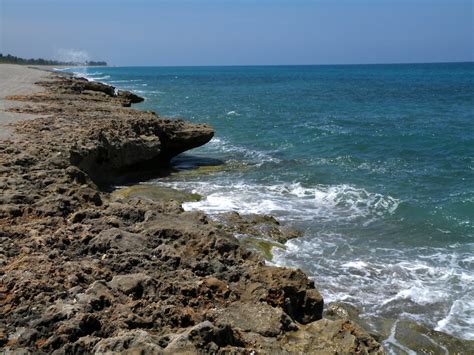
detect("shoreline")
[72,66,474,352]
[0,65,384,353]
[1,65,471,353]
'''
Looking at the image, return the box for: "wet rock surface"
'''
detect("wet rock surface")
[216,212,303,244]
[111,184,202,204]
[282,319,384,354]
[325,302,474,353]
[0,75,383,353]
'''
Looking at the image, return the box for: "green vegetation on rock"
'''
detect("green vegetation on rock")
[112,184,202,203]
[239,236,286,261]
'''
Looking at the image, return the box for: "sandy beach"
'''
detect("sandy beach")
[0,65,52,140]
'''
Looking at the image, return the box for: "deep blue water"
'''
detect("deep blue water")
[65,63,474,344]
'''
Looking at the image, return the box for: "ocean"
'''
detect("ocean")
[65,63,474,346]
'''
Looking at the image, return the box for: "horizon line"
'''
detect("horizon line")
[103,60,474,68]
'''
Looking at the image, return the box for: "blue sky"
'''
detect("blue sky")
[0,0,472,66]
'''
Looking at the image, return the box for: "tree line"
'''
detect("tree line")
[0,53,107,66]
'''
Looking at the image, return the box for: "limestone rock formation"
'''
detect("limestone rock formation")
[0,74,384,354]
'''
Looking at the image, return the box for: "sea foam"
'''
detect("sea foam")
[152,178,399,227]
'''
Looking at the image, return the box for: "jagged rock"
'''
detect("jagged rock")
[108,273,152,298]
[69,208,101,223]
[217,211,302,244]
[69,118,213,186]
[104,201,147,223]
[155,119,214,159]
[283,319,384,354]
[69,130,163,185]
[117,89,145,106]
[34,194,74,217]
[325,302,361,321]
[164,321,244,353]
[14,328,39,347]
[87,228,147,253]
[70,78,116,96]
[55,313,101,342]
[61,335,100,354]
[33,300,82,329]
[93,329,163,353]
[210,301,297,337]
[75,281,114,311]
[242,267,324,324]
[64,166,91,185]
[0,204,22,218]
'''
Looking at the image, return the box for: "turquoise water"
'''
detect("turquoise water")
[66,64,474,343]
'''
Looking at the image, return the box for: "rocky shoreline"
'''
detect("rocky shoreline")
[0,70,386,353]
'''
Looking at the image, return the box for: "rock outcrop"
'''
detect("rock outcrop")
[0,75,383,353]
[69,117,213,185]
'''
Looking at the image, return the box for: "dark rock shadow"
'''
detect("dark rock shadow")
[170,154,225,171]
[99,154,225,192]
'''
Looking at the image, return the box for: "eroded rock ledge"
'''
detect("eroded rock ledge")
[0,75,383,353]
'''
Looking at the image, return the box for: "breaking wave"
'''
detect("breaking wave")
[153,179,399,225]
[272,237,474,341]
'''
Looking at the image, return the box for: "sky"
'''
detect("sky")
[0,0,472,66]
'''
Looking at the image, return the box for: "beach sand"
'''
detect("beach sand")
[0,64,52,140]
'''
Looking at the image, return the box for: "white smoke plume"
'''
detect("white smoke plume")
[55,49,90,64]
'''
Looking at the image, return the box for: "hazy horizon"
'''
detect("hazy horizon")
[1,0,472,66]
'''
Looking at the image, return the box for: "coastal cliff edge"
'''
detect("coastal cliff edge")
[0,68,383,353]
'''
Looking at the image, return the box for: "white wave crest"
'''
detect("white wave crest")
[87,75,110,81]
[272,234,474,341]
[153,179,399,225]
[436,298,474,339]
